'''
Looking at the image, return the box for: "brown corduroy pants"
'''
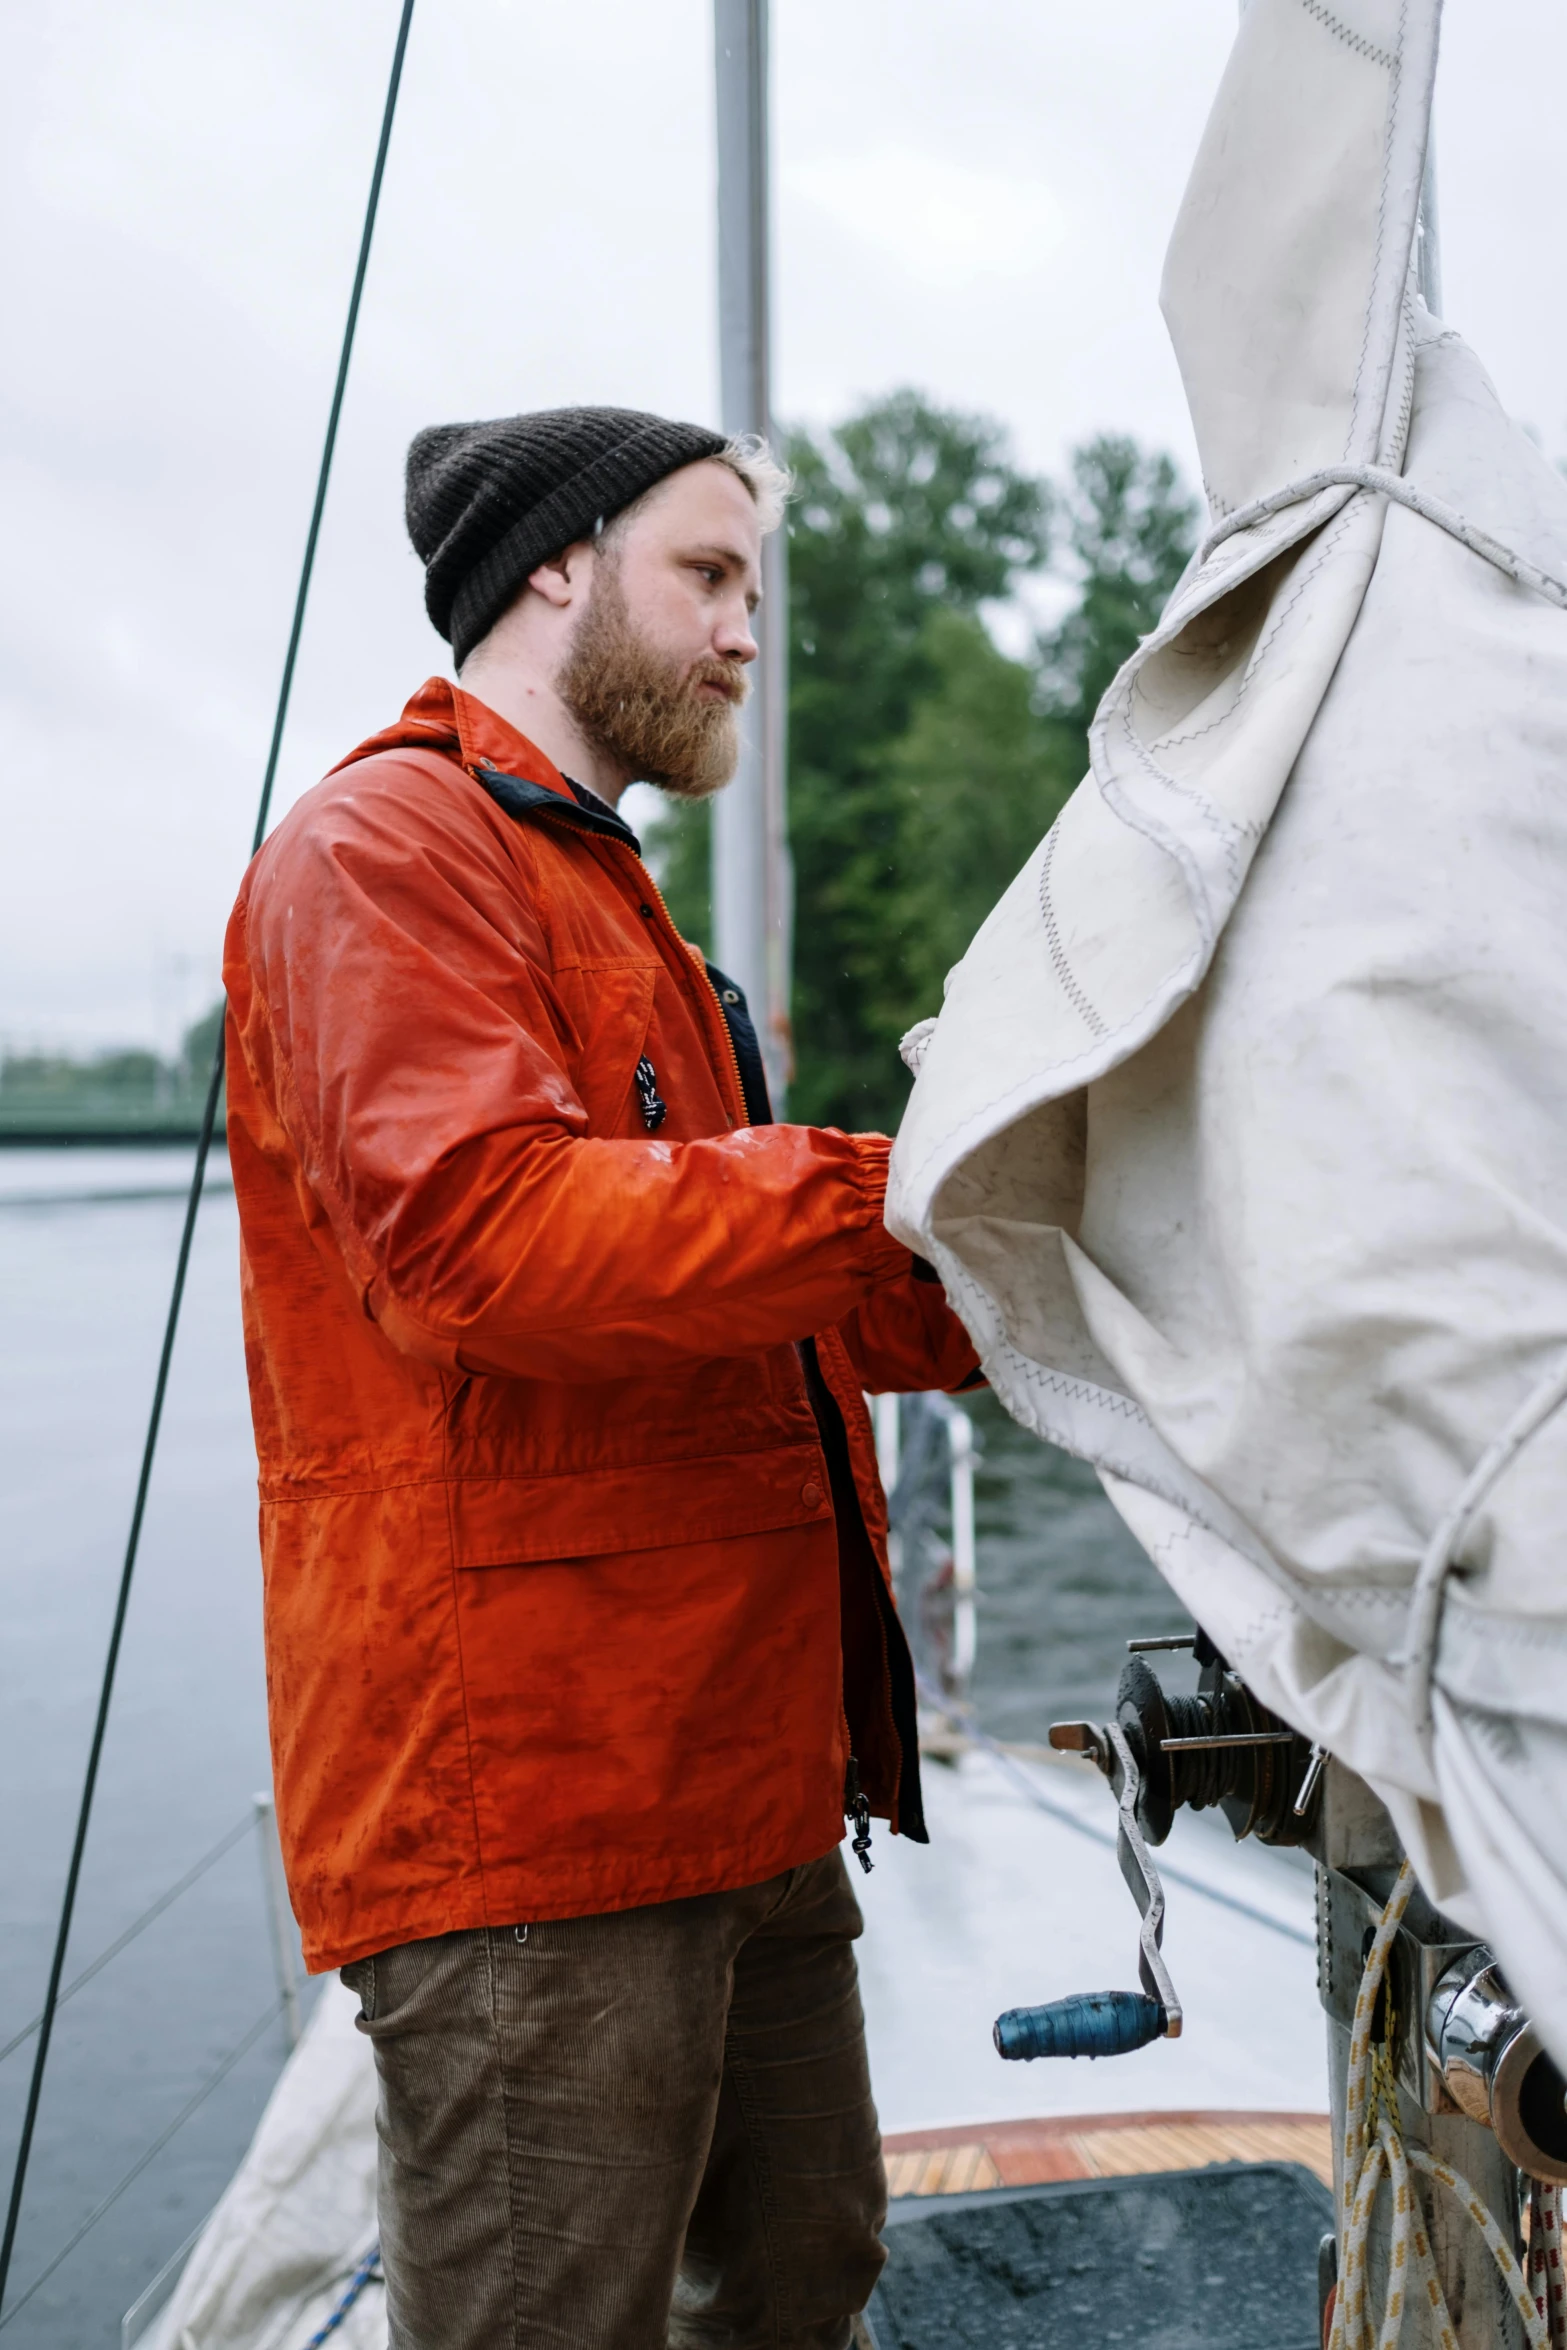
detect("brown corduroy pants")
[339,1849,887,2349]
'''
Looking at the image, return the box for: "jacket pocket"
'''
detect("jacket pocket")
[447,1441,833,1568]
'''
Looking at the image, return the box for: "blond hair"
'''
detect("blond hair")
[713,433,792,532]
[596,434,792,553]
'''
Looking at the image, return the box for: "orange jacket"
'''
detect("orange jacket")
[224,678,979,1971]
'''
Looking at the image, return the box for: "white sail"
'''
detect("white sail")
[146,1985,382,2350]
[888,0,1567,2063]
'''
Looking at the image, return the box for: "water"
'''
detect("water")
[0,1155,287,2349]
[962,1392,1193,1742]
[0,1151,1189,2344]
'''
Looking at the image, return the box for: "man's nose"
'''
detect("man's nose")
[714,601,759,665]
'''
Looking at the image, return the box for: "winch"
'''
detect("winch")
[994,1626,1318,2059]
[994,1625,1567,2349]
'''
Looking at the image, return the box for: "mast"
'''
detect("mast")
[712,0,793,1110]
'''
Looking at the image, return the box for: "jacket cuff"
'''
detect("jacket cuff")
[842,1132,916,1285]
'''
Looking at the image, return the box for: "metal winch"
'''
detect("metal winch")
[992,1624,1567,2348]
[993,1625,1319,2059]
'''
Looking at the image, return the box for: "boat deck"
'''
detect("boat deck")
[885,2107,1333,2198]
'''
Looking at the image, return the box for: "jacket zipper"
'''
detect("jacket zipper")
[844,1754,874,1873]
[527,799,897,1856]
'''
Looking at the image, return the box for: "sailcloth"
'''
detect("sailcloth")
[888,0,1567,2062]
[147,1985,384,2350]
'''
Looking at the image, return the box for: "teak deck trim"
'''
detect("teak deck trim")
[882,2109,1334,2200]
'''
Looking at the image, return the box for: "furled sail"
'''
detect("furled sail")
[888,0,1567,2063]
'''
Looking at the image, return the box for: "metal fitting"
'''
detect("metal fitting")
[1426,1951,1567,2181]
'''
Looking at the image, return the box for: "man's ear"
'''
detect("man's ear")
[526,541,591,611]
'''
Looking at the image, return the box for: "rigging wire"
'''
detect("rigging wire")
[0,1808,259,2068]
[0,0,418,2313]
[0,1995,289,2334]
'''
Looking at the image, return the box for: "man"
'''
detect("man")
[224,405,980,2348]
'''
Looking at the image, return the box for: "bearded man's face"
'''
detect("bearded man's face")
[555,563,748,801]
[553,457,761,800]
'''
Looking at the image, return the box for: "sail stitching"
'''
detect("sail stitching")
[1296,0,1397,72]
[1148,501,1363,756]
[1037,827,1108,1038]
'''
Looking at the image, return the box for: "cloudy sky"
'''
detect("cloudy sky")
[4,0,1564,1051]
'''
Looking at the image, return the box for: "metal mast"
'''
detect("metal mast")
[713,0,792,1109]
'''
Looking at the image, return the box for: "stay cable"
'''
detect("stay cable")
[0,0,417,2310]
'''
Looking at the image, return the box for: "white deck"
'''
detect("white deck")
[142,1742,1326,2347]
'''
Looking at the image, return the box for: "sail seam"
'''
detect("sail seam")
[1296,0,1396,72]
[1037,826,1108,1038]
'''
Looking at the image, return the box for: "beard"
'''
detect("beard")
[554,565,748,801]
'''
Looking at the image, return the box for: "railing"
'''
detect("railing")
[874,1391,980,1707]
[0,1088,225,1147]
[0,1798,304,2337]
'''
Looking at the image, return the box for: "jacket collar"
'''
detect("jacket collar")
[332,676,641,852]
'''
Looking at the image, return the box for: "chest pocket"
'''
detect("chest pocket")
[570,964,658,1136]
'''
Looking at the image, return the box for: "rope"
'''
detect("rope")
[0,1809,257,2067]
[1199,464,1567,614]
[1398,1346,1567,1737]
[1529,2177,1567,2349]
[299,2244,383,2348]
[1328,1858,1547,2350]
[0,2,417,2316]
[1406,2147,1543,2347]
[0,1993,288,2332]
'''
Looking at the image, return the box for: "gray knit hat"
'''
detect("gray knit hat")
[405,405,728,666]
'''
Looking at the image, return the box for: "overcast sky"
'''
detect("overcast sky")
[4,0,1565,1052]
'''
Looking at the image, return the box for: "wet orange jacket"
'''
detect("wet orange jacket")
[224,678,979,1971]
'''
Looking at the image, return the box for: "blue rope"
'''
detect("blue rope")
[301,2244,382,2347]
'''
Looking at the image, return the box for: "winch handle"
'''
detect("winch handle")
[993,1989,1167,2061]
[991,1717,1182,2065]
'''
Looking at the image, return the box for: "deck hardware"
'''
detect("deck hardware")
[1427,1950,1567,2182]
[1048,1720,1108,1767]
[1159,1730,1295,1752]
[1292,1743,1328,1818]
[995,1719,1180,2061]
[1000,1627,1327,2067]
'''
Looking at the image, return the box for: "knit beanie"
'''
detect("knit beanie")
[405,405,728,666]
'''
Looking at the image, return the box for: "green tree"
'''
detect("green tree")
[881,608,1077,1034]
[783,393,1052,1129]
[1036,435,1200,734]
[645,403,1198,1136]
[181,998,226,1088]
[648,391,1051,973]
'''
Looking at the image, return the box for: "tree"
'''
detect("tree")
[1035,435,1200,735]
[787,394,1058,1128]
[181,998,226,1090]
[647,391,1054,1126]
[645,401,1199,1136]
[881,609,1077,1037]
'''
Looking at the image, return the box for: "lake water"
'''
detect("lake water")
[0,1148,1185,2345]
